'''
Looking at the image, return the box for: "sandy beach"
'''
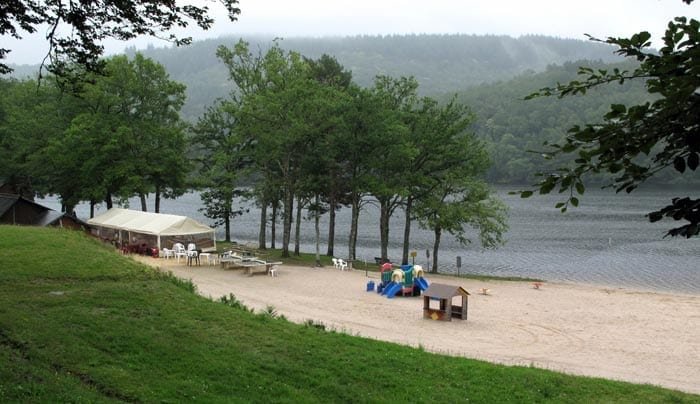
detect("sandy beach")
[133,256,700,394]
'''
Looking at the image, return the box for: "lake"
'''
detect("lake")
[40,186,700,294]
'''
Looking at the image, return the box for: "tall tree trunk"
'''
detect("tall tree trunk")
[139,193,147,211]
[282,188,294,258]
[401,195,413,265]
[154,185,161,213]
[271,203,277,249]
[258,202,267,250]
[379,199,390,261]
[326,193,336,257]
[314,194,321,266]
[294,197,302,256]
[349,195,360,261]
[64,203,76,216]
[224,208,231,242]
[431,226,442,273]
[105,192,113,209]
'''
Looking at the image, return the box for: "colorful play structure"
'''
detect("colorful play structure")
[376,263,430,298]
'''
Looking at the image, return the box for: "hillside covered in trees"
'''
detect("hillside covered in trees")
[10,33,624,121]
[457,60,652,183]
[128,34,622,120]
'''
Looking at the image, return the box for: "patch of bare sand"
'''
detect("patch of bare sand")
[133,256,700,394]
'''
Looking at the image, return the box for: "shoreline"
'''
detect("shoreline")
[133,255,700,394]
[387,266,700,297]
[37,187,700,294]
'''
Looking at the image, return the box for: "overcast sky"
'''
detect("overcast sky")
[4,0,697,65]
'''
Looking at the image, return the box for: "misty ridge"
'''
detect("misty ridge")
[114,33,625,120]
[11,33,623,117]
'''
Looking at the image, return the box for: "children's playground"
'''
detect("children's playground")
[372,262,430,298]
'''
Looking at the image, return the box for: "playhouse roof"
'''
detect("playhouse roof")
[87,208,214,236]
[423,283,470,299]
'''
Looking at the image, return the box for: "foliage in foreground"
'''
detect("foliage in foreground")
[0,0,240,76]
[0,226,697,403]
[523,5,700,238]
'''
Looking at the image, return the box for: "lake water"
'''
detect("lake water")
[40,186,700,294]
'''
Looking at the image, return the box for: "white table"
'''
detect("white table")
[198,252,216,265]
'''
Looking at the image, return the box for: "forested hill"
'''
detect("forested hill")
[122,33,622,120]
[456,60,657,184]
[9,34,622,121]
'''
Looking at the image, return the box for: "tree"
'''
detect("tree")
[411,103,508,272]
[216,40,282,249]
[0,0,240,76]
[0,77,82,205]
[221,40,337,257]
[305,54,353,257]
[193,100,250,241]
[522,7,699,238]
[399,96,476,265]
[370,75,417,261]
[416,179,508,273]
[341,85,403,260]
[56,54,189,211]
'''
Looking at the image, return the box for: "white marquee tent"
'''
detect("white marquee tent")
[87,208,216,251]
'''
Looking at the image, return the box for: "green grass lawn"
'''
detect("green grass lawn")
[1,225,697,403]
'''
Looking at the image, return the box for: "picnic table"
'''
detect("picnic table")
[220,254,257,269]
[242,260,283,276]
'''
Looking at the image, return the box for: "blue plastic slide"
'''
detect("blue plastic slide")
[415,277,429,291]
[384,282,402,299]
[380,281,393,295]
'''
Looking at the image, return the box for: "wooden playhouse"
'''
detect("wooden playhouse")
[422,283,470,321]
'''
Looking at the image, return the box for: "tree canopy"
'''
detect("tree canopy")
[0,0,240,76]
[201,39,507,261]
[522,3,699,238]
[0,53,189,213]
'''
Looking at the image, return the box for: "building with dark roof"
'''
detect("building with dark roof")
[0,193,86,230]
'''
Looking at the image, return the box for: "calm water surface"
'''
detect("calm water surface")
[41,186,700,294]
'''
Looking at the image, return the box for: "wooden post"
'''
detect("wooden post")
[462,295,468,321]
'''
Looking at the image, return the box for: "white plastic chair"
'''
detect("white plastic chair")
[187,243,196,252]
[338,259,348,271]
[173,243,187,263]
[332,258,340,269]
[186,249,199,266]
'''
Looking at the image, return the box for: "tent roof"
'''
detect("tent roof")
[87,208,213,236]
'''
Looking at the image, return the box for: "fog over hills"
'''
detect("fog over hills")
[10,33,623,121]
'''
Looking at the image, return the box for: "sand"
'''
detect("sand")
[132,256,700,394]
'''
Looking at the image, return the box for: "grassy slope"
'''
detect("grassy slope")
[0,226,697,403]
